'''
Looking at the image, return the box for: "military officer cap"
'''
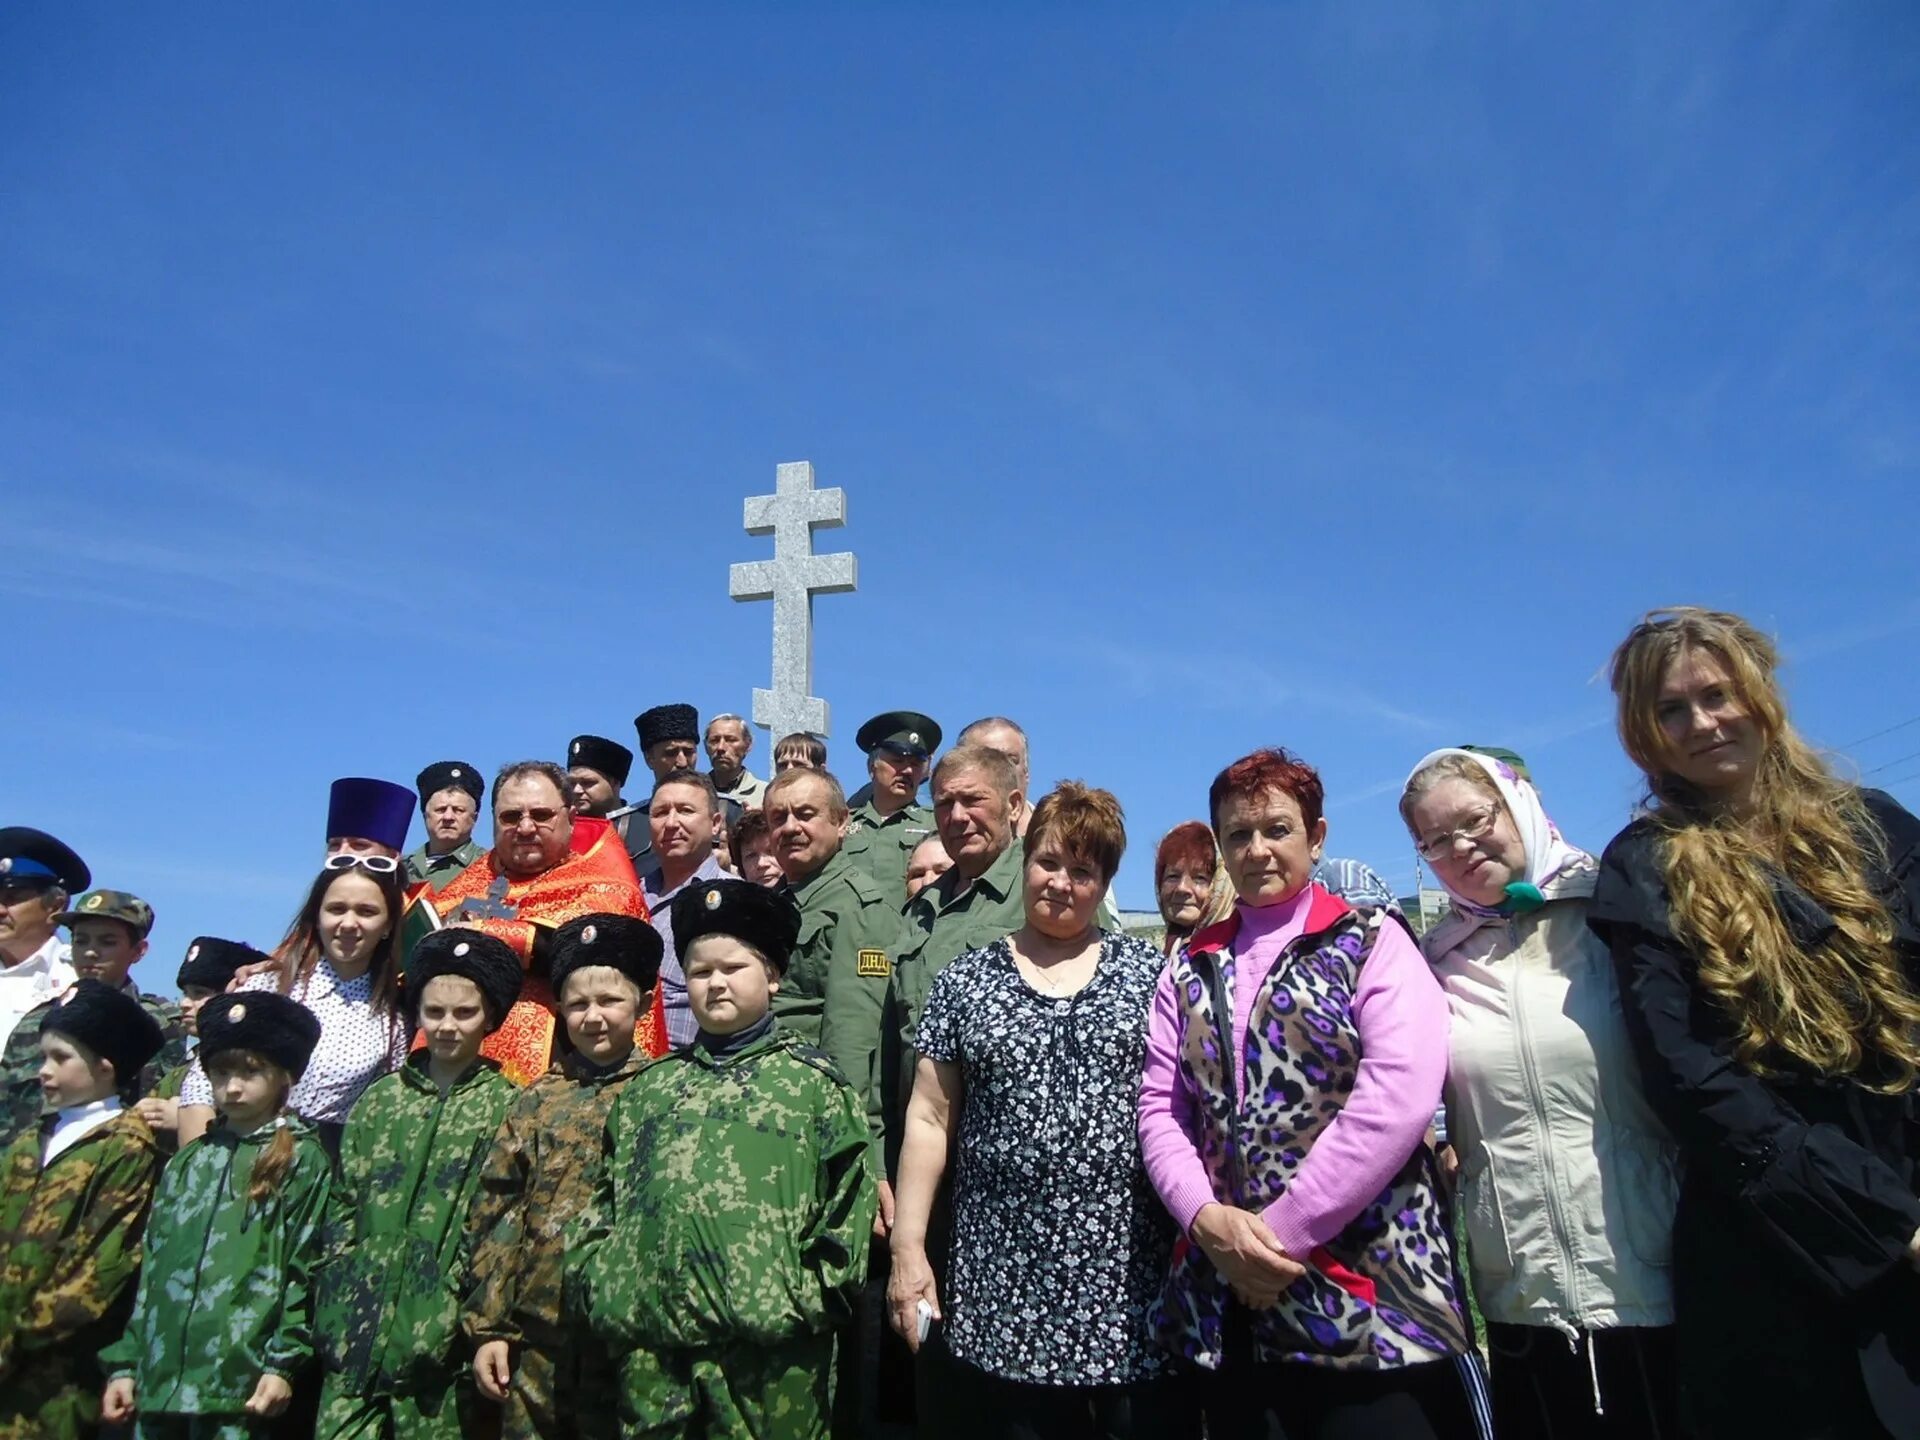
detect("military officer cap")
[42,978,166,1087]
[406,927,524,1032]
[635,704,700,751]
[55,889,156,939]
[416,761,484,809]
[670,877,801,974]
[1460,745,1533,783]
[550,912,664,998]
[0,826,91,893]
[567,735,634,788]
[327,778,415,852]
[855,711,941,759]
[199,991,323,1080]
[177,936,269,994]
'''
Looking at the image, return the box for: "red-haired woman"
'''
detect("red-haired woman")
[1153,822,1234,958]
[1138,748,1482,1439]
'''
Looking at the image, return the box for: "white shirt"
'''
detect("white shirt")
[43,1097,122,1166]
[0,934,75,1052]
[181,957,410,1124]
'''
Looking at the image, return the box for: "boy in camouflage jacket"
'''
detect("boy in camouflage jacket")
[0,981,166,1440]
[314,929,523,1440]
[464,913,664,1440]
[568,880,876,1440]
[101,991,332,1440]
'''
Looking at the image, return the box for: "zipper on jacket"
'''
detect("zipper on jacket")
[172,1139,239,1396]
[1196,948,1245,1198]
[1509,922,1586,1323]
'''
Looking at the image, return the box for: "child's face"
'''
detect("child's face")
[205,1050,290,1133]
[418,975,490,1069]
[559,967,642,1067]
[684,936,778,1036]
[178,984,220,1037]
[68,919,147,988]
[39,1032,116,1110]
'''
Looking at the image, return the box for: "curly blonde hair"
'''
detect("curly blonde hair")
[1609,607,1920,1091]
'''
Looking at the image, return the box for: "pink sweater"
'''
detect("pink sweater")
[1137,886,1449,1260]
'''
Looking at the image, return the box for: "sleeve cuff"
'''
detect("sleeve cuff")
[1261,1196,1322,1259]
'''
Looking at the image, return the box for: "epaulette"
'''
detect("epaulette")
[840,866,891,907]
[604,802,645,823]
[775,1034,856,1090]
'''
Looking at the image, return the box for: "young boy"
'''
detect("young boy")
[134,936,264,1148]
[569,879,876,1440]
[464,912,665,1440]
[315,927,524,1440]
[0,978,167,1437]
[0,891,188,1151]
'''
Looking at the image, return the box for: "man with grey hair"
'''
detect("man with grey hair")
[956,715,1031,835]
[0,827,85,1050]
[704,712,766,810]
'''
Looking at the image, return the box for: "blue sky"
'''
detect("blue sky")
[3,5,1916,993]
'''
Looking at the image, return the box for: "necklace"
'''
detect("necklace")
[1014,929,1099,997]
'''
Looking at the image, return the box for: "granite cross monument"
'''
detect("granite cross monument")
[729,460,857,740]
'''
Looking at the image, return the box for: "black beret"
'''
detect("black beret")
[42,979,165,1087]
[550,913,663,999]
[855,711,942,758]
[416,761,484,808]
[0,826,90,893]
[177,937,270,994]
[198,991,323,1081]
[635,704,700,751]
[670,878,801,975]
[566,735,634,788]
[406,927,523,1031]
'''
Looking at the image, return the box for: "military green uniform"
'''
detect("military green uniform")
[769,852,902,1120]
[315,1056,516,1440]
[568,1027,876,1440]
[876,840,1027,1170]
[840,801,935,914]
[463,1049,646,1440]
[100,1118,333,1428]
[0,984,189,1151]
[403,841,486,894]
[0,1108,162,1439]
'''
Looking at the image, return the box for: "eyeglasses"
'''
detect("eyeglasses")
[324,852,400,875]
[498,807,563,829]
[1415,806,1502,861]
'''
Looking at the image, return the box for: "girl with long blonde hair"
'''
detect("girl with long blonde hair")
[1589,606,1920,1439]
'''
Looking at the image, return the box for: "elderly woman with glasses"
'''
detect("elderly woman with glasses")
[1401,747,1680,1440]
[1139,748,1479,1440]
[177,854,412,1156]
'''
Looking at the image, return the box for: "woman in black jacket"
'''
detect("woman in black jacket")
[1589,607,1920,1440]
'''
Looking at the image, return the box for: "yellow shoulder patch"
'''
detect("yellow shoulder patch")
[857,949,891,978]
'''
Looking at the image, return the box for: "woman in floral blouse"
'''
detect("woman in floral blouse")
[888,783,1196,1439]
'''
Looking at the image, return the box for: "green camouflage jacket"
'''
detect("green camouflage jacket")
[0,1108,162,1382]
[841,800,936,913]
[317,1055,515,1398]
[771,851,902,1143]
[462,1048,645,1350]
[567,1025,875,1353]
[0,984,190,1152]
[876,840,1028,1168]
[100,1117,332,1411]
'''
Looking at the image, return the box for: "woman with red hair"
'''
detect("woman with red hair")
[1138,748,1481,1439]
[1153,822,1234,958]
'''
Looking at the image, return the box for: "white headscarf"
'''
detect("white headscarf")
[1404,747,1585,916]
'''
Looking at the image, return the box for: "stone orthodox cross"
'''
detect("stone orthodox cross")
[728,461,858,740]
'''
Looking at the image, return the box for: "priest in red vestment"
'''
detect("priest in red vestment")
[431,760,668,1082]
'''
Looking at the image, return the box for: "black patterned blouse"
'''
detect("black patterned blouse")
[915,930,1175,1385]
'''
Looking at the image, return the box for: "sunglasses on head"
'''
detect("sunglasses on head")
[323,853,400,875]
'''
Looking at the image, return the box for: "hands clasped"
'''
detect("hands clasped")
[1191,1203,1306,1310]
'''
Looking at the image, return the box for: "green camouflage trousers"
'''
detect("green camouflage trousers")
[620,1336,833,1440]
[0,1353,100,1440]
[487,1342,617,1440]
[313,1373,491,1440]
[132,1417,269,1440]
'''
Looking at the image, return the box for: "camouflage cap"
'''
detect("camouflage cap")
[56,889,155,938]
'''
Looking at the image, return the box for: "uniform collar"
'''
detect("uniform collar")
[790,848,852,898]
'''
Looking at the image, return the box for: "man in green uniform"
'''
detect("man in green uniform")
[315,928,524,1440]
[0,891,187,1151]
[569,879,875,1440]
[841,712,941,913]
[0,979,166,1440]
[465,912,664,1440]
[404,762,488,892]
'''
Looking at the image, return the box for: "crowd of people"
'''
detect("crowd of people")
[0,605,1917,1440]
